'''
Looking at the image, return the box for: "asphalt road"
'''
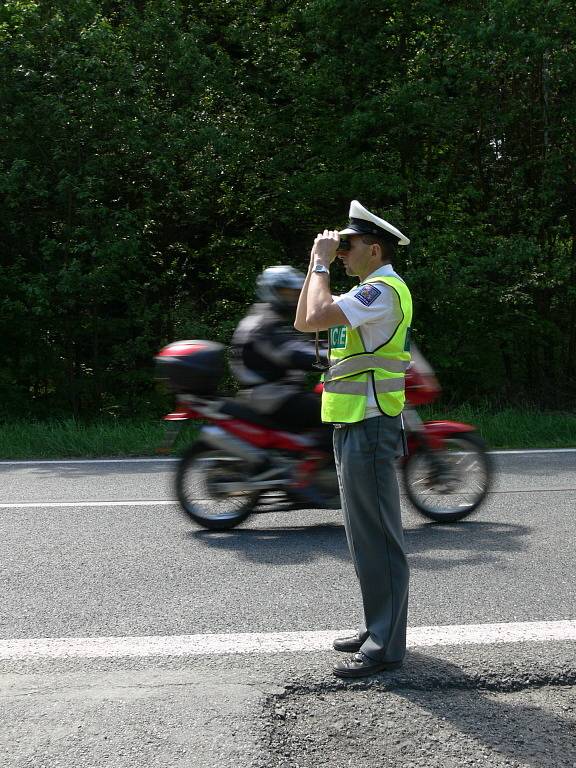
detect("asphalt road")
[1,451,575,767]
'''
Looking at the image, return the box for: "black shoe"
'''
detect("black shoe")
[332,633,366,654]
[333,652,403,679]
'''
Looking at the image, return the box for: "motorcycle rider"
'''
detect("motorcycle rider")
[229,265,327,433]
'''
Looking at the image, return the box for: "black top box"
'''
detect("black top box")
[155,340,226,395]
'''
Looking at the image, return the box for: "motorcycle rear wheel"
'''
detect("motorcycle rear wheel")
[175,443,260,530]
[402,431,492,522]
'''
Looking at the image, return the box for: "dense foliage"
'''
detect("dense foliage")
[1,0,575,418]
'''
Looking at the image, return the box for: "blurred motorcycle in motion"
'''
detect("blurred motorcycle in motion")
[155,340,492,530]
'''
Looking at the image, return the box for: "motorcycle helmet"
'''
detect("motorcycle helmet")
[256,265,306,314]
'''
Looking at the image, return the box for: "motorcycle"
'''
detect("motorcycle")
[155,340,492,530]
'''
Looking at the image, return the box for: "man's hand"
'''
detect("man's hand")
[296,228,349,332]
[310,229,339,267]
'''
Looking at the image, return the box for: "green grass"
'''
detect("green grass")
[0,418,199,460]
[418,404,576,450]
[0,407,575,459]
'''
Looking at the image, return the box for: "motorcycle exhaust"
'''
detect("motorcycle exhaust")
[202,425,267,466]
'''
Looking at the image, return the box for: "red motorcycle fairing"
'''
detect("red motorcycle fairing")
[163,406,316,453]
[224,419,314,452]
[164,408,198,421]
[407,419,476,451]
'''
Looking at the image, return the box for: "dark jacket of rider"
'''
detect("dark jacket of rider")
[230,301,323,415]
[230,267,325,426]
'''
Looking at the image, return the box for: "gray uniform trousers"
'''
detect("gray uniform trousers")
[333,414,409,662]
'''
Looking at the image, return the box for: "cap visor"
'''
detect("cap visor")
[339,223,410,245]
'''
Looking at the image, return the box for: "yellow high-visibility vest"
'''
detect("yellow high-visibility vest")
[321,275,412,423]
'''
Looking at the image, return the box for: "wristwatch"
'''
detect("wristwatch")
[312,264,330,275]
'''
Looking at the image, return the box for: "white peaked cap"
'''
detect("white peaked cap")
[339,200,410,245]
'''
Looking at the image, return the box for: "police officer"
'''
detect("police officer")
[295,200,412,678]
[230,265,326,432]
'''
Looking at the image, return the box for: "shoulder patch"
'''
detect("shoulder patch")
[354,284,382,307]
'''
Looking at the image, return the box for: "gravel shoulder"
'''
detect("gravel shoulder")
[261,641,576,768]
[265,684,576,768]
[2,642,575,768]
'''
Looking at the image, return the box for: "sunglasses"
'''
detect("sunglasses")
[337,238,351,251]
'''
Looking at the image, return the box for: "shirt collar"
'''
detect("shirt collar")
[365,264,396,280]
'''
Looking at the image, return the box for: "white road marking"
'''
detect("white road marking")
[0,448,575,467]
[0,621,574,660]
[4,485,576,509]
[491,449,576,455]
[0,457,178,466]
[0,500,177,509]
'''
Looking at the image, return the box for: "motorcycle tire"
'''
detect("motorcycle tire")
[175,442,261,530]
[402,431,492,523]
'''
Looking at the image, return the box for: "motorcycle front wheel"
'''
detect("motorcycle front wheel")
[402,431,492,523]
[175,443,261,530]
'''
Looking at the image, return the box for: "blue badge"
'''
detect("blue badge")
[354,284,382,306]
